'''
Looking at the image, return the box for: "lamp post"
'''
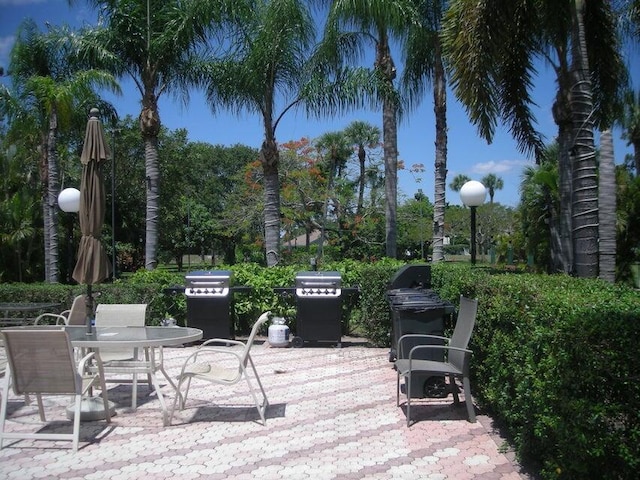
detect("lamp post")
[58,187,81,282]
[460,180,486,265]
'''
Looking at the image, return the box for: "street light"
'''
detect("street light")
[460,180,486,265]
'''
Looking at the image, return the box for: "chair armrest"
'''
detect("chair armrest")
[34,313,68,325]
[397,333,450,358]
[178,347,243,376]
[408,344,472,359]
[201,338,244,348]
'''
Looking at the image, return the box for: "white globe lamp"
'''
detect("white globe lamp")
[58,188,81,213]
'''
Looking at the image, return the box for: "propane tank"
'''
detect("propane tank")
[268,316,290,347]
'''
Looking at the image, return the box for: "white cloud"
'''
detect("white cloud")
[472,159,530,175]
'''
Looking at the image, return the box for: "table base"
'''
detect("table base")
[66,396,117,422]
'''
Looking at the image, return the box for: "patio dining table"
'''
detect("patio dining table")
[1,325,202,426]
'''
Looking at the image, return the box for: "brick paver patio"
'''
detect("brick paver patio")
[0,339,529,479]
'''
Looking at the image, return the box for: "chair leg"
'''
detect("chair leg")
[462,376,476,423]
[450,374,460,404]
[247,357,269,425]
[0,370,11,450]
[36,393,46,421]
[406,374,411,427]
[72,393,81,452]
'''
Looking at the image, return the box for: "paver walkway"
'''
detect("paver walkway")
[0,339,530,479]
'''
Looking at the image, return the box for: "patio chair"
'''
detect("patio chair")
[34,294,87,326]
[94,303,154,409]
[395,296,478,426]
[169,311,272,426]
[0,329,111,451]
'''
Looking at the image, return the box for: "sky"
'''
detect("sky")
[1,0,638,208]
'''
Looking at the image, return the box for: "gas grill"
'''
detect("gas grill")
[185,270,235,339]
[387,264,454,398]
[292,271,343,347]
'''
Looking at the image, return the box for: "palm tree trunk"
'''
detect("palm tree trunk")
[140,90,161,271]
[357,145,365,215]
[598,129,616,282]
[261,138,281,267]
[46,109,60,282]
[144,135,160,270]
[377,33,398,259]
[431,38,447,264]
[570,0,598,278]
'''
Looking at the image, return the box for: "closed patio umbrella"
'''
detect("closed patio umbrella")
[72,108,112,332]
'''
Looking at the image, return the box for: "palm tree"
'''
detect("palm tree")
[620,88,640,175]
[323,0,419,259]
[314,131,353,259]
[198,0,323,266]
[481,173,504,203]
[343,120,380,215]
[74,0,246,270]
[443,0,626,278]
[0,19,118,282]
[402,0,449,263]
[448,173,470,192]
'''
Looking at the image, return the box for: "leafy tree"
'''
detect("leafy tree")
[0,19,119,282]
[73,0,246,270]
[481,173,504,203]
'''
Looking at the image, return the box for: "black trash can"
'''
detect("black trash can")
[387,264,454,398]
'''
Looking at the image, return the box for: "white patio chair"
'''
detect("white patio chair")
[395,296,479,426]
[94,303,156,409]
[0,329,111,451]
[34,294,87,326]
[169,311,271,426]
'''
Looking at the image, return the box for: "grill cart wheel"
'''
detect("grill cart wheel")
[292,336,304,348]
[424,376,448,398]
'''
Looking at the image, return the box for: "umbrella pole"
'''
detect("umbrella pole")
[86,284,94,335]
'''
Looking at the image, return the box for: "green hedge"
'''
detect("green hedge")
[2,261,639,478]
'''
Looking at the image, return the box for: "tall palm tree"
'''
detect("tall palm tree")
[0,19,118,282]
[73,0,246,270]
[481,173,504,203]
[343,120,380,215]
[402,0,449,263]
[443,0,626,277]
[314,131,353,258]
[197,0,322,266]
[323,0,419,259]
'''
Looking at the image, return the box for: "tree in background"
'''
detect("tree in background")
[402,0,450,263]
[481,173,504,203]
[0,19,118,282]
[619,88,640,175]
[343,120,381,215]
[74,0,247,270]
[323,0,420,259]
[448,173,470,192]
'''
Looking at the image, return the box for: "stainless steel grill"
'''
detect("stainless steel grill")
[295,271,342,297]
[185,270,231,297]
[292,271,343,347]
[185,270,234,339]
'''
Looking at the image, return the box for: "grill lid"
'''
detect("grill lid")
[185,270,232,297]
[295,271,341,288]
[388,264,431,290]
